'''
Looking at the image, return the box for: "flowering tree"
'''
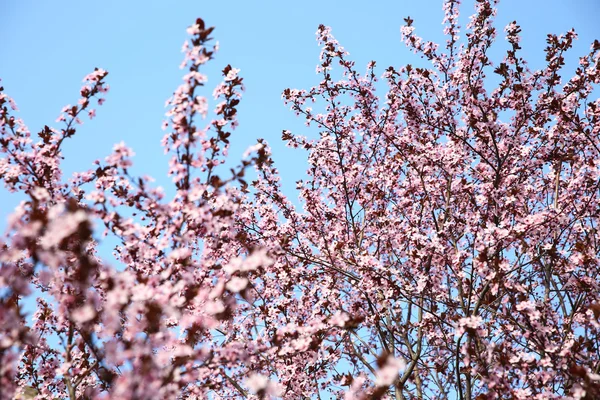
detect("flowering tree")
[0,18,269,400]
[236,0,600,398]
[2,0,600,399]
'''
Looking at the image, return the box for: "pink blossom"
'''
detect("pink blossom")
[226,277,248,293]
[245,373,269,393]
[375,357,406,386]
[224,68,240,82]
[242,143,263,159]
[72,305,96,323]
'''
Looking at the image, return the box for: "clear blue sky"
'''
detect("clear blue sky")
[1,0,599,228]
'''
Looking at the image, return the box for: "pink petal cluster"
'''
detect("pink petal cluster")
[2,2,600,399]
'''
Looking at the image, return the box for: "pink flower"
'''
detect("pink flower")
[375,357,405,386]
[455,316,484,337]
[39,208,89,249]
[186,24,200,35]
[242,143,263,159]
[224,68,240,82]
[226,277,248,293]
[245,373,268,393]
[30,187,50,202]
[245,373,283,396]
[205,300,225,315]
[72,305,96,323]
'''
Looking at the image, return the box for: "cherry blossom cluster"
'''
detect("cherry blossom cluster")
[0,18,269,400]
[244,0,600,398]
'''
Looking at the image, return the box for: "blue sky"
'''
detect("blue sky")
[1,0,599,233]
